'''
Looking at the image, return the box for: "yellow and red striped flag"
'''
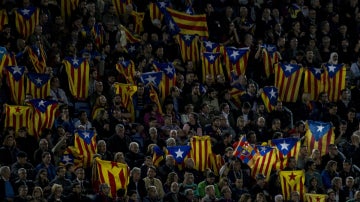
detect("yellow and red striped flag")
[0,9,8,31]
[209,153,224,176]
[5,66,26,105]
[201,40,223,53]
[131,11,144,34]
[189,136,212,171]
[119,24,141,44]
[149,84,163,114]
[166,7,208,37]
[304,193,327,202]
[223,47,249,80]
[112,0,132,15]
[305,120,335,156]
[4,104,32,133]
[303,67,325,101]
[112,83,137,121]
[63,57,89,100]
[28,99,58,139]
[28,45,47,73]
[279,170,305,201]
[74,130,97,168]
[152,145,165,167]
[60,146,84,169]
[251,145,276,181]
[115,60,136,85]
[14,6,39,39]
[201,52,223,82]
[260,86,278,112]
[176,34,200,64]
[94,158,130,198]
[323,63,346,102]
[26,73,51,99]
[262,44,280,78]
[272,138,301,170]
[153,61,176,101]
[60,0,79,23]
[148,2,167,22]
[274,63,303,102]
[91,23,105,49]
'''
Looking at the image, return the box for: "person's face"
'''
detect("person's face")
[58,168,66,178]
[132,171,140,181]
[43,154,51,164]
[76,169,85,179]
[97,143,106,152]
[147,168,156,178]
[346,178,354,187]
[18,170,27,179]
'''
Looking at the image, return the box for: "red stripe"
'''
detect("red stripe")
[168,10,207,21]
[107,170,117,198]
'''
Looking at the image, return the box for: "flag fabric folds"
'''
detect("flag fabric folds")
[60,0,79,22]
[14,6,39,39]
[233,136,257,166]
[28,99,58,139]
[209,153,225,176]
[63,57,89,100]
[119,24,141,44]
[223,47,249,79]
[112,83,137,121]
[74,130,97,168]
[94,158,130,198]
[140,72,163,87]
[323,63,346,102]
[261,86,278,112]
[26,73,51,99]
[115,60,136,85]
[149,84,163,114]
[201,40,223,53]
[189,136,212,171]
[5,66,26,105]
[167,145,191,164]
[274,63,303,102]
[251,145,276,181]
[272,138,301,170]
[305,120,335,156]
[148,2,166,22]
[112,0,132,15]
[176,34,200,64]
[152,145,165,167]
[201,52,223,82]
[304,193,327,202]
[262,44,279,78]
[4,104,32,133]
[131,11,144,34]
[165,7,208,37]
[60,146,83,169]
[28,45,47,73]
[279,170,305,201]
[0,9,8,31]
[153,61,176,101]
[303,67,324,101]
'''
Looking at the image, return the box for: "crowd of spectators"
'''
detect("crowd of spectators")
[1,0,360,201]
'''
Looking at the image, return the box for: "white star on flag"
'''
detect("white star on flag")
[208,54,215,61]
[230,50,239,59]
[285,64,293,72]
[269,89,276,99]
[184,34,191,41]
[21,9,30,15]
[168,21,175,30]
[175,148,184,158]
[72,58,79,65]
[328,65,336,72]
[82,132,90,139]
[280,141,290,150]
[62,155,72,163]
[0,50,4,54]
[165,65,173,74]
[204,41,214,49]
[314,68,322,75]
[145,75,156,84]
[128,45,136,52]
[38,100,46,107]
[12,66,22,74]
[159,2,166,8]
[35,77,43,84]
[317,125,324,132]
[260,147,268,152]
